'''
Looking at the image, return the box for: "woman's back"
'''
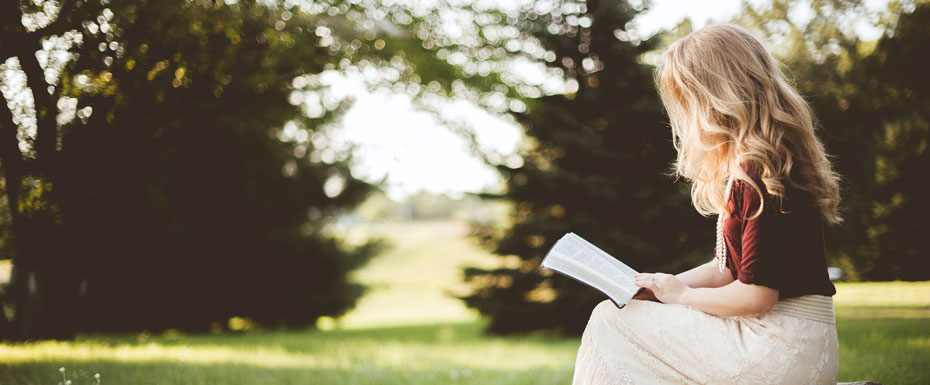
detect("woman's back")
[723,165,837,299]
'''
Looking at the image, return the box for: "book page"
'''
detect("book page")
[576,235,639,295]
[540,233,640,307]
[542,254,630,306]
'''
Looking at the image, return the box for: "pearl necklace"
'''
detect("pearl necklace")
[715,175,734,273]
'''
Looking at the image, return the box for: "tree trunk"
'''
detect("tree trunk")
[0,91,23,340]
[0,269,10,339]
[0,63,77,341]
[12,248,78,341]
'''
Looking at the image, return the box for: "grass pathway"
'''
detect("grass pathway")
[334,220,500,328]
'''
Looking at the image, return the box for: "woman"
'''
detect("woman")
[571,24,842,384]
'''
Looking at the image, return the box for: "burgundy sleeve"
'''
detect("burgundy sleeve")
[734,179,787,291]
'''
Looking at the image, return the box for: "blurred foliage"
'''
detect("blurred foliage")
[461,0,709,334]
[355,190,466,221]
[0,0,384,339]
[863,3,930,280]
[0,0,520,340]
[351,190,508,223]
[53,0,383,333]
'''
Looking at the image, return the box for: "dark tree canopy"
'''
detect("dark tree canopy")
[0,0,388,338]
[848,3,930,280]
[0,0,482,339]
[55,2,382,332]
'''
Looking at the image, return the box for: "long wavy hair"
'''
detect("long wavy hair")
[656,24,841,223]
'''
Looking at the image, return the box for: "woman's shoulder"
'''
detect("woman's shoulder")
[729,161,814,218]
[730,161,765,203]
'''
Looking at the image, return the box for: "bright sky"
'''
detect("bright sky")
[329,0,890,200]
[329,80,520,200]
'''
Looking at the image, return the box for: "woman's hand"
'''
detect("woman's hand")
[634,273,692,305]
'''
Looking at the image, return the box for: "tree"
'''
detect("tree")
[0,0,481,339]
[461,0,709,334]
[856,2,930,280]
[51,1,386,333]
[0,0,111,340]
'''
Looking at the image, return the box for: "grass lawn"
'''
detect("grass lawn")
[1,221,928,384]
[0,322,579,385]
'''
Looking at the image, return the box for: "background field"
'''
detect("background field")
[1,221,927,385]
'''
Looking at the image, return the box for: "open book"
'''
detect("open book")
[540,232,642,309]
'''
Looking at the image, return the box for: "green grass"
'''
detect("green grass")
[1,221,928,384]
[0,322,579,385]
[831,280,930,384]
[334,220,500,328]
[837,318,930,384]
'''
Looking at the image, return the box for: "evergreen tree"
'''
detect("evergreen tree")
[461,0,709,334]
[857,3,930,280]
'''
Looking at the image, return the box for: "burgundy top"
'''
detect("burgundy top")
[722,167,836,298]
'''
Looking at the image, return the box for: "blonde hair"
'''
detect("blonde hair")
[656,24,841,223]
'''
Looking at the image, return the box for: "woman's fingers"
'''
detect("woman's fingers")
[653,273,673,285]
[633,272,688,305]
[634,273,657,290]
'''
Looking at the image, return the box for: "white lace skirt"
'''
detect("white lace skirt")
[572,295,838,385]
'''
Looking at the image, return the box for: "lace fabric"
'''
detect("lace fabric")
[572,297,839,385]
